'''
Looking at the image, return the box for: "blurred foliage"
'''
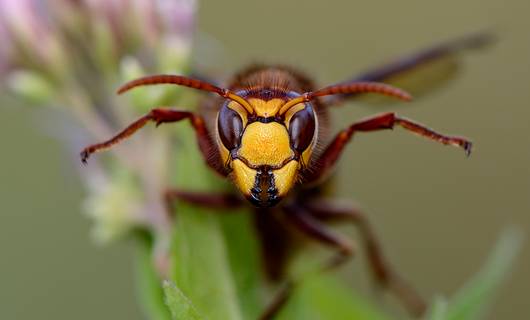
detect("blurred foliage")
[158,223,522,320]
[163,280,203,320]
[0,1,524,320]
[135,231,171,320]
[426,228,523,320]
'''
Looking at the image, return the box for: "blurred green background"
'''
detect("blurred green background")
[1,0,529,319]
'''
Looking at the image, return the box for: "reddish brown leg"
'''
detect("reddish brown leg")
[283,203,355,268]
[258,204,355,320]
[164,189,244,210]
[254,210,295,282]
[258,281,294,320]
[304,112,472,183]
[80,108,227,176]
[303,199,427,317]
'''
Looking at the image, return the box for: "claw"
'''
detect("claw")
[80,149,90,164]
[463,140,473,157]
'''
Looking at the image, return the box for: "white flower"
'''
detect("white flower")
[83,167,144,244]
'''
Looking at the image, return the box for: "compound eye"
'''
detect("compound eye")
[218,105,244,150]
[288,105,315,154]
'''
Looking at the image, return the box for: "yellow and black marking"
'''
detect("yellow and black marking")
[216,88,318,207]
[81,35,487,317]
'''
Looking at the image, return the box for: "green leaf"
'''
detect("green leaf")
[169,126,244,320]
[220,212,262,320]
[134,232,171,320]
[445,227,523,320]
[6,70,54,105]
[170,205,244,320]
[277,274,391,320]
[163,280,204,320]
[427,227,523,320]
[427,296,449,320]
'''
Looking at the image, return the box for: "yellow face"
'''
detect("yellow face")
[216,96,318,207]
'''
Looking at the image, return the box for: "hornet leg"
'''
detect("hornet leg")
[80,108,227,175]
[304,112,471,183]
[303,199,427,316]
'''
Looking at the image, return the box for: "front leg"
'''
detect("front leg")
[304,112,472,183]
[80,108,228,176]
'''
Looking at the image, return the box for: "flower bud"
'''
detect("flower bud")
[6,70,54,105]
